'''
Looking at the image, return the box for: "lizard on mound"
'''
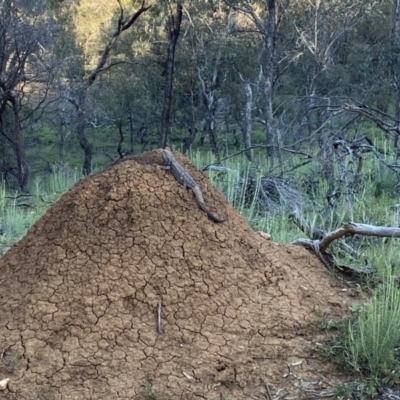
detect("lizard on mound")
[161,149,228,223]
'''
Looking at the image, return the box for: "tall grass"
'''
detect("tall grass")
[0,183,40,246]
[0,165,81,249]
[345,277,400,379]
[32,164,81,198]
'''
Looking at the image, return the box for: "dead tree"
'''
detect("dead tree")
[197,49,222,159]
[224,0,278,157]
[0,0,53,189]
[159,1,183,149]
[237,71,254,161]
[332,102,400,151]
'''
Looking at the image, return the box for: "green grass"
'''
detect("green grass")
[0,164,82,250]
[345,277,400,380]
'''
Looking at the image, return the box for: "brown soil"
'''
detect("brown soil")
[0,150,355,400]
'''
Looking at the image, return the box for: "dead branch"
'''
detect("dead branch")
[324,135,396,208]
[223,0,265,34]
[291,220,400,277]
[289,209,359,258]
[339,102,400,135]
[319,222,400,252]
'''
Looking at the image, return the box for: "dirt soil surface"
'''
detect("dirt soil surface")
[0,150,355,399]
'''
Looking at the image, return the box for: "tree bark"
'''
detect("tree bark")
[264,0,277,157]
[197,49,222,159]
[159,2,183,149]
[76,88,93,176]
[10,96,28,189]
[237,71,254,161]
[224,0,278,158]
[243,82,253,160]
[394,0,400,148]
[182,90,198,154]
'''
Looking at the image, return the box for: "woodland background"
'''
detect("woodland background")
[2,0,400,189]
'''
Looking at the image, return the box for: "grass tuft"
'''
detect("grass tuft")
[345,277,400,380]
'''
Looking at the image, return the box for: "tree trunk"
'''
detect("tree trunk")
[243,82,253,161]
[206,103,219,160]
[129,109,135,153]
[237,70,254,161]
[182,90,198,154]
[264,0,277,157]
[76,88,93,176]
[10,96,28,190]
[159,2,183,148]
[197,49,222,159]
[394,0,400,148]
[0,95,29,190]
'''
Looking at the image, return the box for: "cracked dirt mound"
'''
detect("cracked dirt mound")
[0,150,353,399]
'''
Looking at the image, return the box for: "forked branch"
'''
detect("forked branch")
[290,210,399,277]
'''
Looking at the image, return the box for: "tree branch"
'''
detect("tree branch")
[86,0,151,86]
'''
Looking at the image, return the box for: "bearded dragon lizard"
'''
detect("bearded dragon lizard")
[161,149,228,223]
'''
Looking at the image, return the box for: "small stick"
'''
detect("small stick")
[157,302,163,334]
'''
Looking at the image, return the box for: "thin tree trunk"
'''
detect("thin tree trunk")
[159,2,183,148]
[129,109,135,153]
[76,88,93,176]
[395,88,400,149]
[197,49,222,158]
[237,70,254,161]
[264,0,277,157]
[393,0,400,148]
[182,90,198,154]
[206,104,219,160]
[10,96,27,189]
[243,82,253,160]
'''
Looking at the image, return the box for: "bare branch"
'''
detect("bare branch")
[340,103,400,135]
[86,0,151,86]
[320,223,400,253]
[223,0,265,34]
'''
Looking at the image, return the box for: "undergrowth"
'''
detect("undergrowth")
[333,278,400,392]
[0,165,81,251]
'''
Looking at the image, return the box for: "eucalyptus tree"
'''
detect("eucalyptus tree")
[67,0,150,176]
[176,1,239,158]
[223,0,283,156]
[159,1,183,148]
[295,1,400,150]
[0,0,60,189]
[388,0,400,147]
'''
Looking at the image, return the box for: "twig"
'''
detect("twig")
[157,302,162,334]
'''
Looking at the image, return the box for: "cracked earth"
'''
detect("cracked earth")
[0,150,354,399]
